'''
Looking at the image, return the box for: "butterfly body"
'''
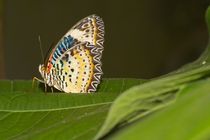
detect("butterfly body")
[39,15,104,93]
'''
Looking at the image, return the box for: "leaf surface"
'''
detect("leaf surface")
[110,79,210,140]
[0,79,144,140]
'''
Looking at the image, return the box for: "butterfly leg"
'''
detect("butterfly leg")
[50,87,54,93]
[32,77,47,92]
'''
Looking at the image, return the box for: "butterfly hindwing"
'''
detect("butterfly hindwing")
[53,43,97,93]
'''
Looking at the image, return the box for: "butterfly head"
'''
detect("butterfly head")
[39,64,47,80]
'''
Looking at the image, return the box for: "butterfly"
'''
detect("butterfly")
[36,15,104,93]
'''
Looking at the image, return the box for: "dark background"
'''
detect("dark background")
[1,0,210,79]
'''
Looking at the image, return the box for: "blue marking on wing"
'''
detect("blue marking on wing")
[52,35,74,63]
[52,56,56,61]
[64,36,73,49]
[58,43,66,54]
[58,44,63,52]
[54,52,58,59]
[55,51,60,58]
[56,48,62,56]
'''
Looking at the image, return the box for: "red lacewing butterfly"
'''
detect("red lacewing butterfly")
[37,15,104,93]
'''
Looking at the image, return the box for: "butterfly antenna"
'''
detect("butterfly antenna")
[38,35,48,92]
[38,35,45,64]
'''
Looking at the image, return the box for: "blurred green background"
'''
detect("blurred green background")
[0,0,210,79]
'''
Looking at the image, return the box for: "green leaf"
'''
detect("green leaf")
[110,78,210,140]
[95,65,210,139]
[0,79,144,140]
[95,6,210,139]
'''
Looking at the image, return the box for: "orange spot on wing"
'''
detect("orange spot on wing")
[46,54,53,74]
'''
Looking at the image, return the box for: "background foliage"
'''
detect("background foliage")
[3,0,210,79]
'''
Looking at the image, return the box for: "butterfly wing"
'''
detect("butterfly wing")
[69,14,104,50]
[46,15,104,93]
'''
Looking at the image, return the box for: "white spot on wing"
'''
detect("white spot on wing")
[67,29,94,45]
